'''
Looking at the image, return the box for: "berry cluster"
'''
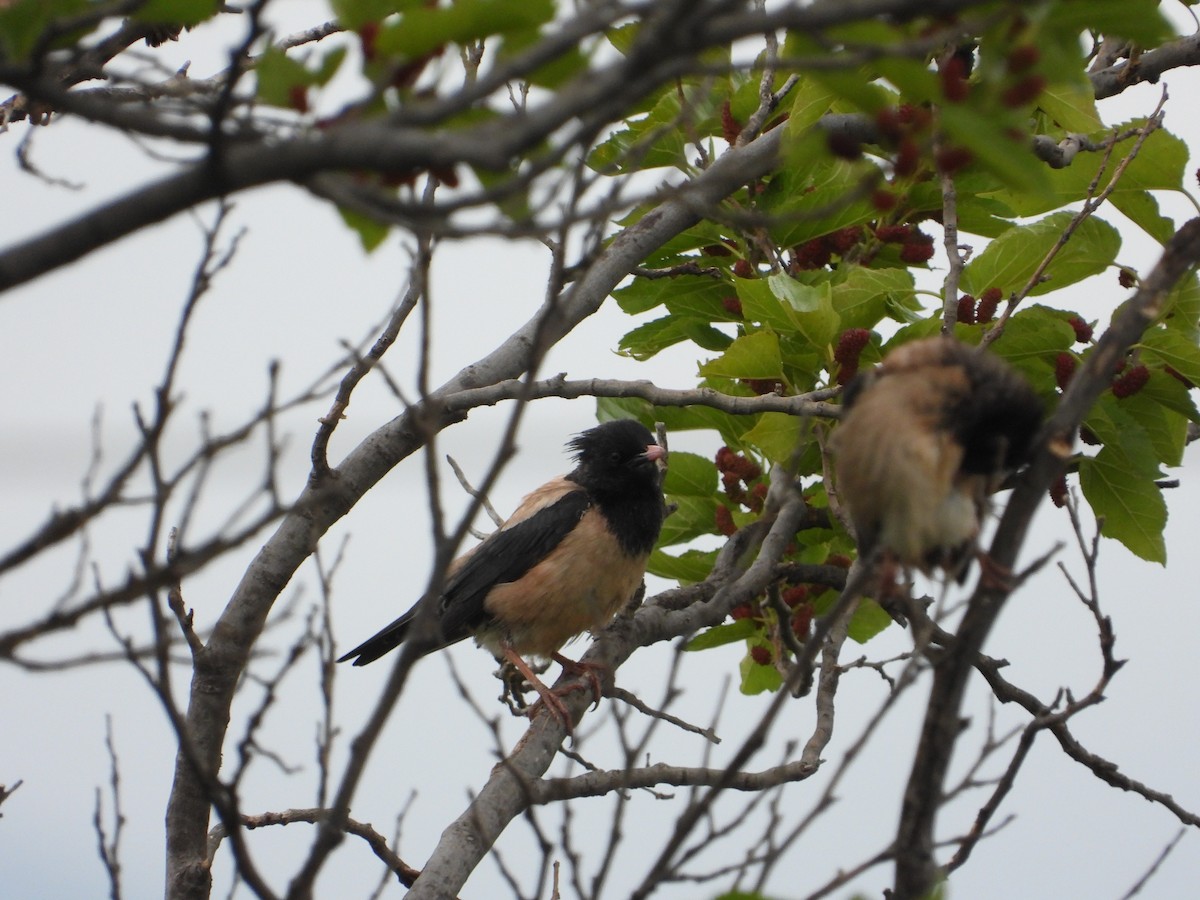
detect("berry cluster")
[732,581,819,664]
[790,226,866,271]
[834,328,871,386]
[1111,364,1150,399]
[715,447,766,531]
[870,223,938,266]
[954,287,1004,324]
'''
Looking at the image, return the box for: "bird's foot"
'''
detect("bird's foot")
[522,688,575,733]
[975,551,1014,591]
[551,652,610,709]
[502,647,576,734]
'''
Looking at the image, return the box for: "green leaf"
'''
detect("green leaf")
[0,0,91,59]
[771,275,841,348]
[1120,387,1188,468]
[590,80,722,173]
[759,129,880,246]
[960,212,1121,298]
[939,104,1050,193]
[768,272,820,312]
[606,22,638,56]
[739,648,784,695]
[1139,370,1200,426]
[1085,395,1158,461]
[784,54,891,114]
[523,44,588,89]
[1109,191,1176,245]
[684,619,758,651]
[662,452,718,497]
[616,277,715,315]
[737,279,799,332]
[1140,328,1200,385]
[1164,274,1200,338]
[1079,447,1167,563]
[255,46,312,108]
[699,330,782,379]
[648,548,718,583]
[314,46,348,86]
[873,56,940,104]
[595,396,752,446]
[833,267,916,331]
[337,206,391,252]
[658,495,719,547]
[988,305,1077,394]
[992,126,1188,217]
[132,0,221,26]
[332,0,424,30]
[846,599,892,643]
[740,412,806,463]
[1037,80,1103,134]
[1045,0,1172,46]
[377,0,554,59]
[784,76,836,136]
[618,316,729,361]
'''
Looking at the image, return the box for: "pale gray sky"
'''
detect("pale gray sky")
[2,4,1198,898]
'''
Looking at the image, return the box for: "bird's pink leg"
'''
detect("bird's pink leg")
[551,652,609,709]
[501,646,575,732]
[975,550,1014,591]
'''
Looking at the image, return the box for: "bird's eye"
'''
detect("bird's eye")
[610,450,623,465]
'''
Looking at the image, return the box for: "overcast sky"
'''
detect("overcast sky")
[2,4,1199,898]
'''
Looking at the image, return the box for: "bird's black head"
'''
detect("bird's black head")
[568,419,665,557]
[567,419,664,497]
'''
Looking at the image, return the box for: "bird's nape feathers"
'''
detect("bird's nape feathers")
[832,336,1042,577]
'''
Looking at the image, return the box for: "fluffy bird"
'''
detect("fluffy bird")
[830,336,1042,580]
[338,418,665,725]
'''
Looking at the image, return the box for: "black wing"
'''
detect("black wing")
[437,490,591,641]
[337,489,590,665]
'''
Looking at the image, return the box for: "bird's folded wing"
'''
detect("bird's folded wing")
[437,484,592,640]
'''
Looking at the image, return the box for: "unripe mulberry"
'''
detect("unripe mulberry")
[935,146,974,174]
[827,226,863,255]
[900,240,935,264]
[716,447,762,482]
[976,287,1002,322]
[781,586,809,608]
[1049,474,1068,508]
[939,55,970,103]
[827,130,863,160]
[1066,315,1093,344]
[791,606,812,639]
[872,189,898,211]
[721,100,741,145]
[750,645,773,666]
[894,138,921,177]
[835,328,871,365]
[875,224,913,244]
[1007,45,1040,74]
[1112,364,1150,398]
[1055,352,1076,390]
[1001,75,1046,108]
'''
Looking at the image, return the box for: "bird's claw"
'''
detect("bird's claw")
[551,652,609,709]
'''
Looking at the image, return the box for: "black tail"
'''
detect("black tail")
[336,611,417,666]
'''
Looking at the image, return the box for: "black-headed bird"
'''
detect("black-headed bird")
[830,336,1042,581]
[338,418,665,726]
